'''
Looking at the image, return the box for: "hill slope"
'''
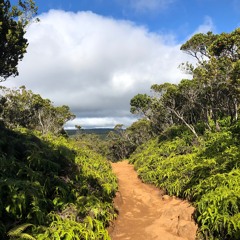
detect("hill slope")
[0,124,117,239]
[129,126,240,239]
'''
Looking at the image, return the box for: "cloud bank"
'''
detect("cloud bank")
[5,10,204,128]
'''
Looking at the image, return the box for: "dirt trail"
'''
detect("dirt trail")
[108,160,197,240]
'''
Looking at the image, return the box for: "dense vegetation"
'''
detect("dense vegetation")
[126,28,240,240]
[71,27,240,239]
[129,124,240,239]
[130,29,240,138]
[1,0,240,239]
[0,124,117,239]
[0,2,117,238]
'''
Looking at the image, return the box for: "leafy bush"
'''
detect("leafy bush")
[129,125,240,239]
[0,124,117,239]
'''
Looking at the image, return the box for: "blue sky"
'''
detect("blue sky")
[5,0,240,128]
[33,0,240,41]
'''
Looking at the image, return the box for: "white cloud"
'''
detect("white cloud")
[4,10,191,128]
[65,116,138,129]
[193,16,215,35]
[128,0,175,13]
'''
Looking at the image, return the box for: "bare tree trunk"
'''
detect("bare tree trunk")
[204,108,211,130]
[234,99,238,122]
[38,111,45,134]
[168,107,199,139]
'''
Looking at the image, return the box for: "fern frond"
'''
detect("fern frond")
[18,233,36,240]
[7,223,34,237]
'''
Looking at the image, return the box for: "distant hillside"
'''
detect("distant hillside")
[66,128,114,139]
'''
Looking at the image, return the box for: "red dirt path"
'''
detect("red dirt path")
[108,160,197,240]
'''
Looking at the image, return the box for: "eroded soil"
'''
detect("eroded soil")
[108,160,197,240]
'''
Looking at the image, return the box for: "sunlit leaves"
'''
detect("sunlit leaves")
[129,125,240,239]
[0,125,117,239]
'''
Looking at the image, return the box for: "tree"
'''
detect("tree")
[130,93,170,134]
[126,119,153,146]
[151,82,199,138]
[106,124,135,161]
[129,28,240,139]
[0,0,38,81]
[0,86,75,134]
[180,32,217,63]
[181,28,240,127]
[130,93,152,118]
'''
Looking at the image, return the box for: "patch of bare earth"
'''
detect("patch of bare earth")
[108,160,197,240]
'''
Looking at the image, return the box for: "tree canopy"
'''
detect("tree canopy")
[0,0,37,81]
[0,86,75,134]
[130,28,240,139]
[126,28,240,240]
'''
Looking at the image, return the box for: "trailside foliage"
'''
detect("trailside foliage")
[129,124,240,239]
[126,27,240,240]
[0,124,117,239]
[106,120,153,162]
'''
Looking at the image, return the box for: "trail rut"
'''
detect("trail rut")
[108,160,197,240]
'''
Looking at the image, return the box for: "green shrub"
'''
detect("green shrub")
[0,125,117,239]
[129,126,240,239]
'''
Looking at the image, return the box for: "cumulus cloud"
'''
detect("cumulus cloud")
[192,16,215,35]
[65,116,137,129]
[4,10,190,128]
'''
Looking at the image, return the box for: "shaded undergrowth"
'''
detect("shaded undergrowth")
[0,123,117,239]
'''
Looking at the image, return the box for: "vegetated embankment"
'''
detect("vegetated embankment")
[128,126,240,239]
[0,125,117,239]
